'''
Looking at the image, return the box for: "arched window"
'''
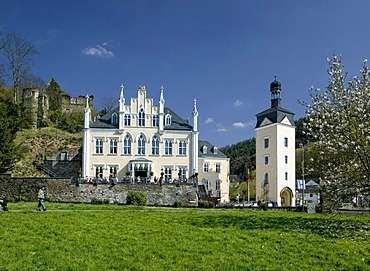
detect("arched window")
[137,133,146,155]
[165,114,171,126]
[213,146,218,154]
[138,108,145,127]
[151,135,159,155]
[202,146,207,154]
[111,113,118,124]
[123,134,132,155]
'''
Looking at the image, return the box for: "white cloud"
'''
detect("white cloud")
[234,99,243,107]
[82,43,114,58]
[217,128,228,132]
[205,117,214,124]
[233,121,254,128]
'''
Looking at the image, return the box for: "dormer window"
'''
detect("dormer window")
[111,113,118,124]
[165,114,171,126]
[212,147,218,154]
[202,146,207,154]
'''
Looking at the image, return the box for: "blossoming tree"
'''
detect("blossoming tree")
[302,55,370,209]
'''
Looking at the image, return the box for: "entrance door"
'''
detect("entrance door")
[280,188,293,207]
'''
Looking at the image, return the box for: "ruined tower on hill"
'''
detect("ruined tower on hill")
[21,78,94,128]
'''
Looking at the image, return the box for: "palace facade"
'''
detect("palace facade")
[82,84,229,202]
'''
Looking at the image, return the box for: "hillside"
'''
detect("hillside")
[12,127,83,177]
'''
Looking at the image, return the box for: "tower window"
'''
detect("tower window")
[264,138,269,148]
[285,172,288,181]
[138,108,145,127]
[284,137,288,147]
[264,156,269,165]
[264,173,269,185]
[285,155,288,164]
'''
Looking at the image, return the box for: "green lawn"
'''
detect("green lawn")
[1,203,369,271]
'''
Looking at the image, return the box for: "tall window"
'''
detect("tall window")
[152,115,159,127]
[216,180,221,190]
[284,137,288,147]
[137,134,146,155]
[203,162,209,173]
[178,140,187,155]
[165,114,171,126]
[124,115,131,126]
[151,135,159,155]
[109,166,118,176]
[216,163,221,173]
[138,108,145,127]
[285,172,288,181]
[264,173,269,185]
[123,134,132,155]
[264,156,269,165]
[164,167,172,182]
[111,113,118,124]
[95,138,103,154]
[202,146,207,154]
[178,167,186,180]
[264,138,269,148]
[285,155,288,164]
[109,138,118,154]
[165,140,173,155]
[95,166,103,178]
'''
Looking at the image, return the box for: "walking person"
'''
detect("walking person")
[36,187,46,211]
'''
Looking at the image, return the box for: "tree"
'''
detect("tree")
[301,55,370,209]
[0,31,39,103]
[43,78,63,111]
[101,95,117,113]
[0,97,26,173]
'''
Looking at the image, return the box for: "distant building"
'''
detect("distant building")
[297,178,320,205]
[255,78,296,206]
[82,84,230,202]
[21,78,94,128]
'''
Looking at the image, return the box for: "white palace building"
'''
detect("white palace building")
[82,84,230,203]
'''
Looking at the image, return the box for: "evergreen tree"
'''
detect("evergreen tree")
[44,78,63,111]
[0,97,25,173]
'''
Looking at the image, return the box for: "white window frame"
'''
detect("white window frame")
[137,133,146,155]
[123,134,132,155]
[95,138,104,154]
[124,114,131,126]
[215,163,221,173]
[178,140,187,155]
[151,135,159,155]
[164,140,173,155]
[203,162,209,173]
[138,108,145,127]
[109,138,118,154]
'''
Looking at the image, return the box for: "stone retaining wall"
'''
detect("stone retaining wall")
[0,174,197,206]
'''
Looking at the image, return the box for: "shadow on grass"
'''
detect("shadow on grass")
[186,213,370,240]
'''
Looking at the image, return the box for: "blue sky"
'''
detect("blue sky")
[1,0,370,147]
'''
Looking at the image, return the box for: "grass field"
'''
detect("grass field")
[1,203,369,271]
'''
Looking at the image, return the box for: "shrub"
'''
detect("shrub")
[198,200,215,208]
[90,198,109,205]
[126,192,147,206]
[173,201,182,208]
